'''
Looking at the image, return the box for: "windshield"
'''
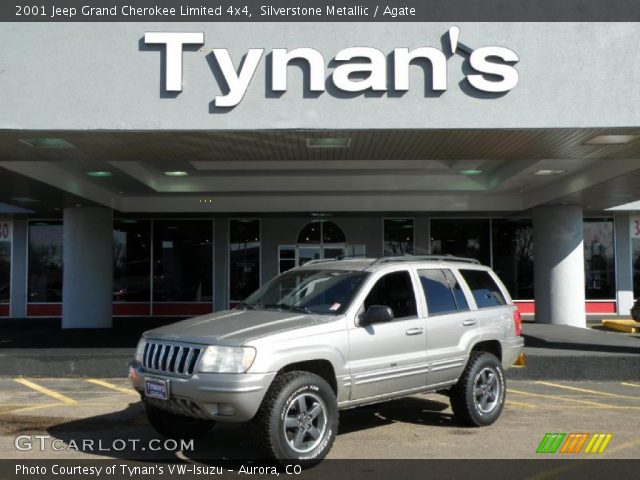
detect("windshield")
[241,269,369,315]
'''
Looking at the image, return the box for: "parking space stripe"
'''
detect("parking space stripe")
[621,382,640,389]
[506,399,537,408]
[10,402,64,414]
[537,381,640,400]
[509,388,636,409]
[14,378,77,405]
[85,379,138,395]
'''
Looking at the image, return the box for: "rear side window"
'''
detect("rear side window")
[443,269,469,311]
[459,269,507,309]
[418,269,469,315]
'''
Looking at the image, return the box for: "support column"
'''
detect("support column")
[62,207,113,328]
[533,205,586,327]
[614,213,634,315]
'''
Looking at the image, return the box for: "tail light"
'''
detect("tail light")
[513,307,522,336]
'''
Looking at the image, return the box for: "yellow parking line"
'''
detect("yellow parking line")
[10,402,65,414]
[536,381,640,400]
[86,379,138,395]
[509,388,637,409]
[622,382,640,389]
[601,436,640,457]
[14,378,77,405]
[506,399,537,408]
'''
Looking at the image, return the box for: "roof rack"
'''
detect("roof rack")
[302,258,344,266]
[302,256,370,266]
[369,255,481,266]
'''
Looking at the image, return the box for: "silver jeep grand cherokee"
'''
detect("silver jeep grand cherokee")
[130,255,524,464]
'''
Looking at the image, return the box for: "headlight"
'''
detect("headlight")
[198,346,256,373]
[134,338,146,362]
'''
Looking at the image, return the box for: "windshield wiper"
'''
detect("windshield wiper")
[262,303,312,314]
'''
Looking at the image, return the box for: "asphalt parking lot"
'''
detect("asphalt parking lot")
[0,377,638,461]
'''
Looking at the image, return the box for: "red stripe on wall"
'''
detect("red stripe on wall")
[27,304,62,317]
[514,301,535,314]
[152,303,213,316]
[113,303,151,316]
[0,304,9,317]
[585,301,616,314]
[514,301,616,315]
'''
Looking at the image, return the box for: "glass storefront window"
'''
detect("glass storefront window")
[0,221,10,303]
[28,221,63,302]
[383,218,414,256]
[230,219,260,302]
[633,238,640,299]
[491,219,534,300]
[430,219,490,266]
[297,221,345,244]
[584,218,615,300]
[279,245,296,274]
[113,220,151,301]
[153,220,213,302]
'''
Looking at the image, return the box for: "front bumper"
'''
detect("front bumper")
[130,361,276,423]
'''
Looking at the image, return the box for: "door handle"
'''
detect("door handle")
[462,320,477,327]
[405,328,424,336]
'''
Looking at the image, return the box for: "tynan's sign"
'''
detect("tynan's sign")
[144,27,519,108]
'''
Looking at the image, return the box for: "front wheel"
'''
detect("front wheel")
[253,371,338,465]
[450,352,506,427]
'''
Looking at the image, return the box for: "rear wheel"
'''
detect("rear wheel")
[450,352,505,427]
[145,402,215,439]
[253,371,338,465]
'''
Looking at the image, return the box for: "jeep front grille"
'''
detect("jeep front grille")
[142,341,204,376]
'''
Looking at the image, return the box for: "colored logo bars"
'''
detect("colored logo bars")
[536,433,613,454]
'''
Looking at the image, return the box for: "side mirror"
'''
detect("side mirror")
[361,305,394,326]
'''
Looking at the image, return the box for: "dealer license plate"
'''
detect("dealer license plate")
[145,378,170,400]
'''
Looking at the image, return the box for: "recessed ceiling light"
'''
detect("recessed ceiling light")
[19,138,74,148]
[533,169,566,176]
[164,171,189,176]
[86,171,113,177]
[306,137,351,148]
[75,203,83,207]
[10,196,40,203]
[585,134,638,145]
[459,169,483,175]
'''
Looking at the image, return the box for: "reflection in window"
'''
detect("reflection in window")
[383,219,414,256]
[28,221,63,302]
[153,221,213,302]
[430,219,490,265]
[459,269,506,308]
[419,269,458,315]
[230,219,260,302]
[491,219,534,300]
[113,220,151,301]
[584,219,615,300]
[0,239,10,303]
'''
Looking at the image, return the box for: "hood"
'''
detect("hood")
[143,309,334,346]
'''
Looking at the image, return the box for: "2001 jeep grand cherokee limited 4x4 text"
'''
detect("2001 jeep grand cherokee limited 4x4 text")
[130,255,524,464]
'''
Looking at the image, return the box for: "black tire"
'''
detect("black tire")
[450,352,506,427]
[145,402,215,439]
[253,371,338,466]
